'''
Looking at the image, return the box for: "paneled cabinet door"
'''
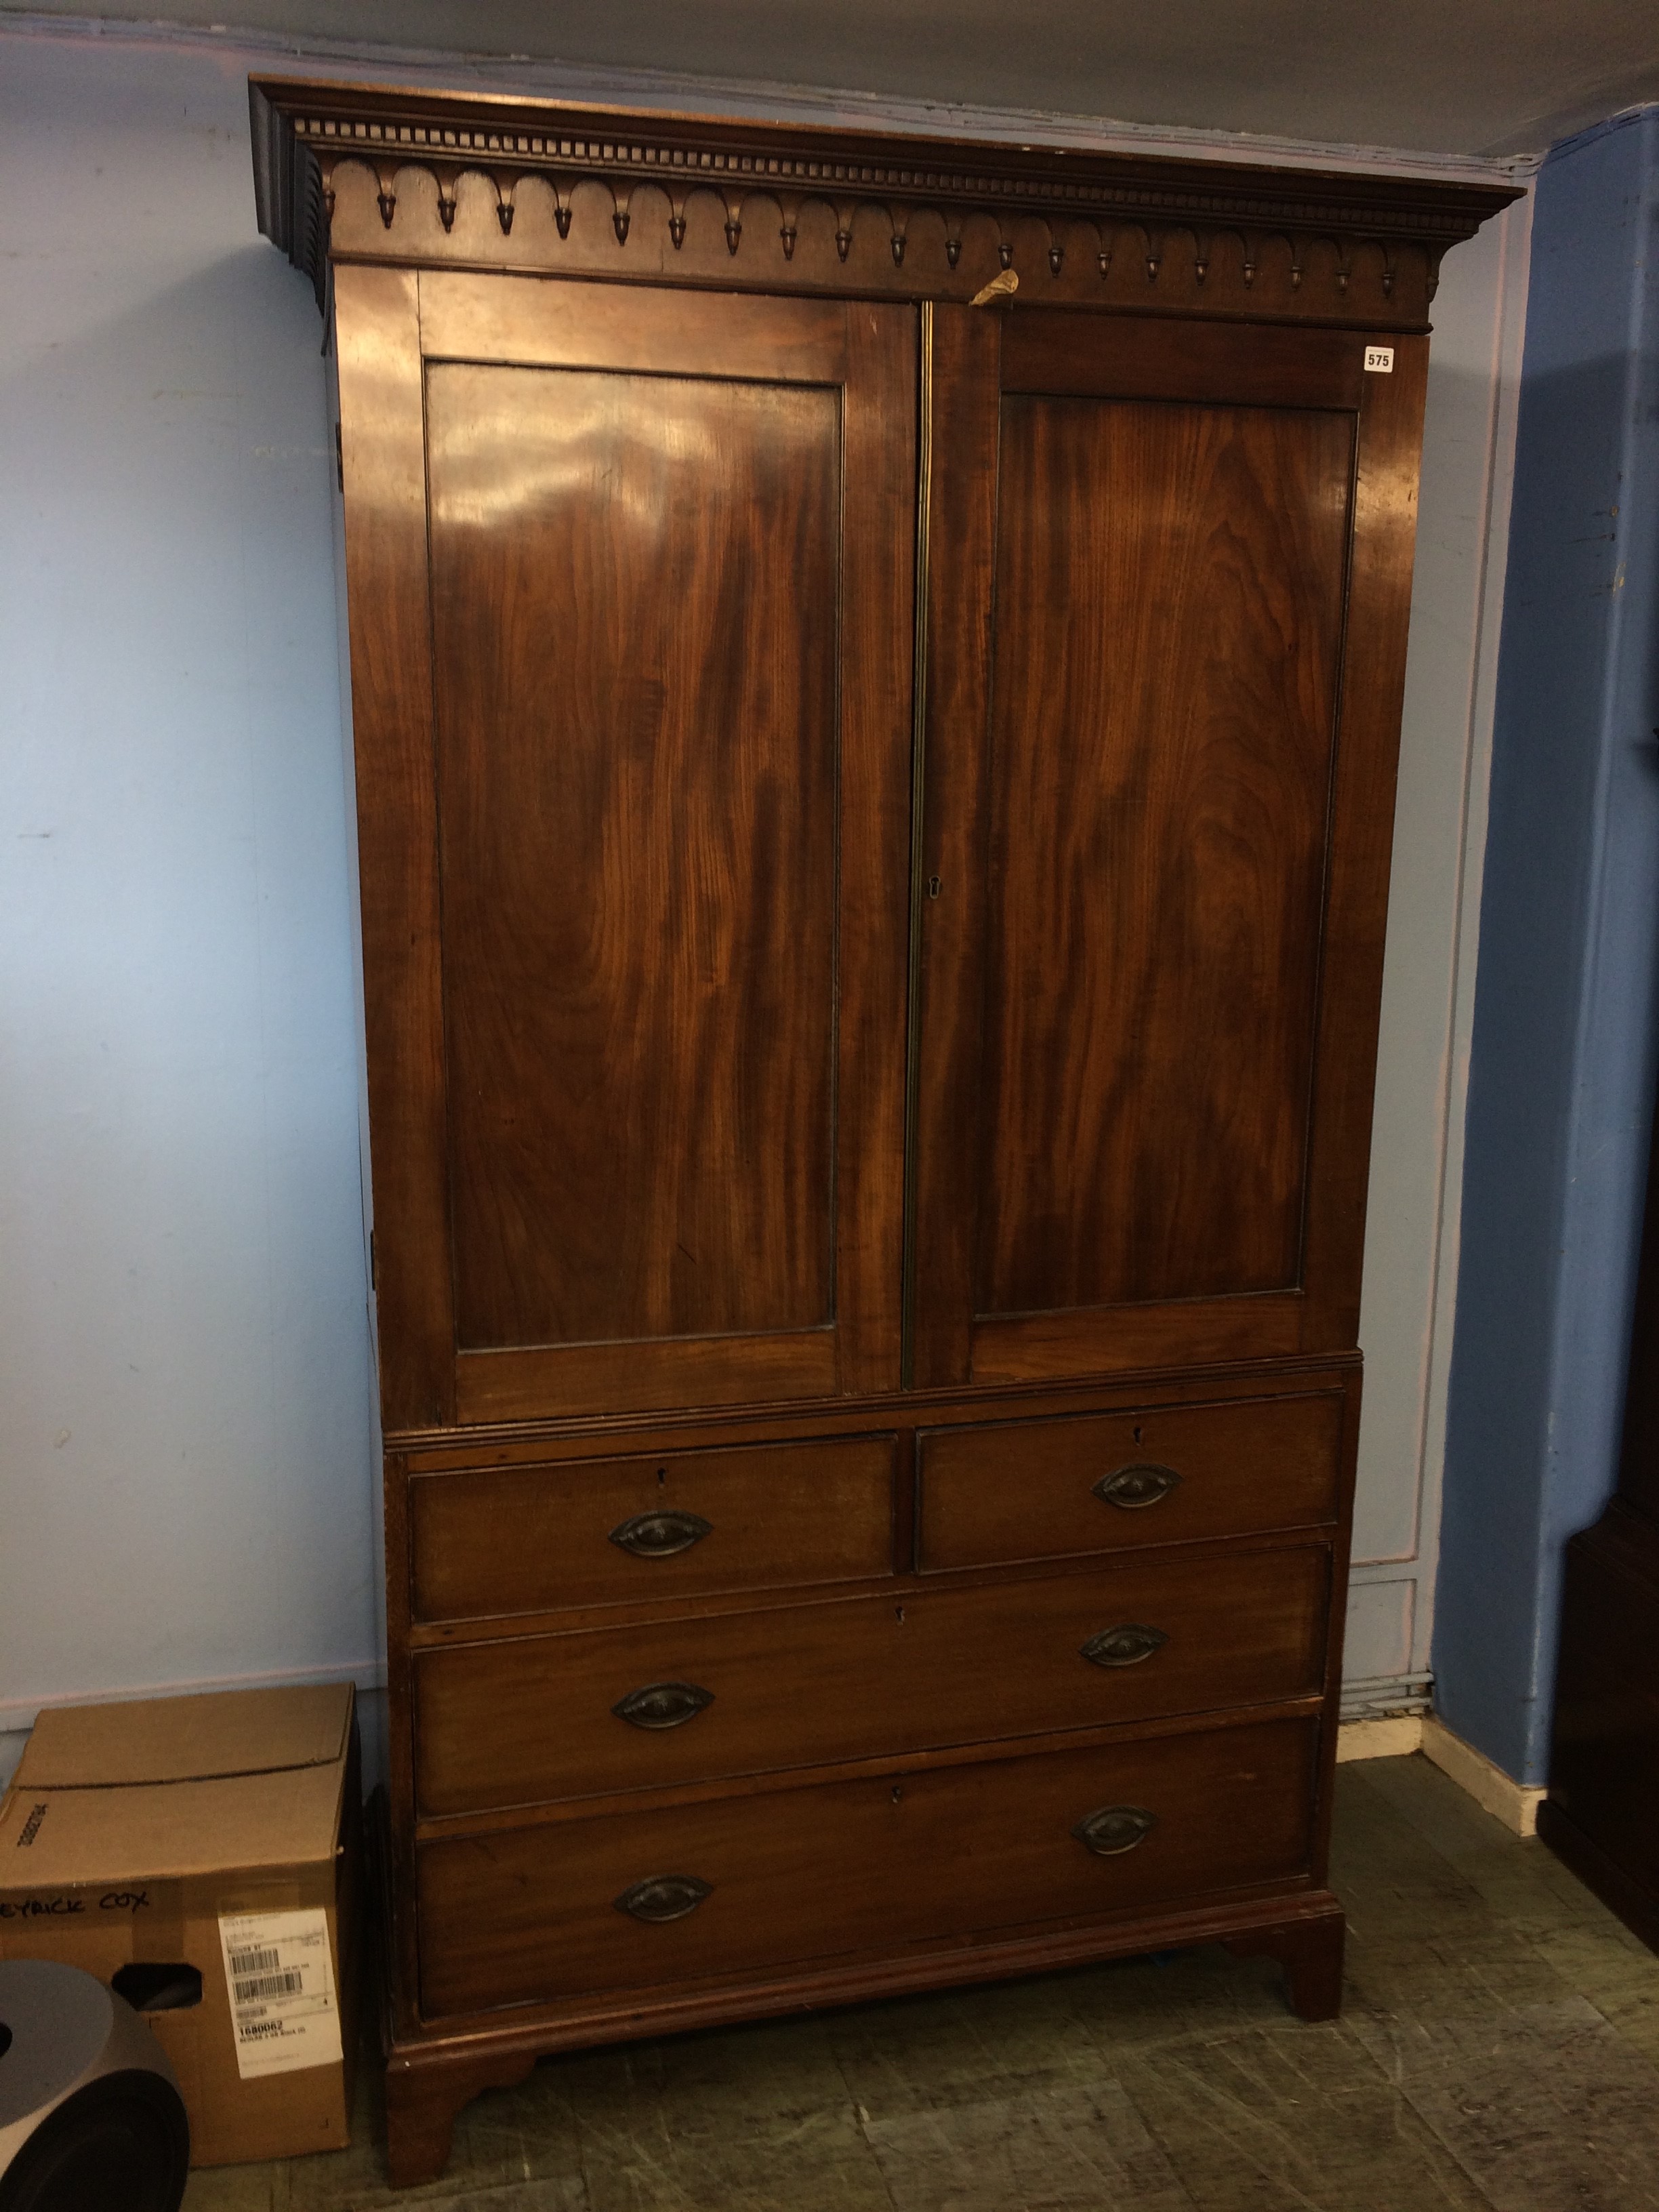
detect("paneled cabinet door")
[911,307,1428,1389]
[335,270,916,1431]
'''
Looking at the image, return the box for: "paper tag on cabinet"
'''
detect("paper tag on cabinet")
[1364,346,1395,373]
[217,1906,343,2079]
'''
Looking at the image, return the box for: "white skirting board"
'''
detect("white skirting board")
[1337,1711,1545,1837]
[1336,1713,1427,1763]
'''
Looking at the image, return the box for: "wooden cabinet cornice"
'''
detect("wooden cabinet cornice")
[251,75,1513,328]
[249,76,1517,2189]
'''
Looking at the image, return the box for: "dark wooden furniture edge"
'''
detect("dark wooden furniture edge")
[1536,1797,1659,1954]
[1539,1504,1659,1955]
[379,1879,1345,2185]
[249,73,1519,320]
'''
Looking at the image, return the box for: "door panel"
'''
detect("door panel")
[337,272,915,1429]
[430,363,840,1351]
[912,306,1427,1387]
[979,394,1352,1316]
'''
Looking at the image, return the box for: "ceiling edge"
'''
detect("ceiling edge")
[0,5,1540,183]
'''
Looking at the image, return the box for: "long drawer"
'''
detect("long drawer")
[413,1544,1329,1816]
[917,1392,1345,1572]
[417,1714,1318,2018]
[410,1434,897,1623]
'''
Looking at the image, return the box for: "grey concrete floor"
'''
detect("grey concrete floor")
[184,1754,1659,2211]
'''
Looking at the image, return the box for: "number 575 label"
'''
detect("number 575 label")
[1365,345,1396,373]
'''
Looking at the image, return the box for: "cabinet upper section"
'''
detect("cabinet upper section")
[249,77,1518,333]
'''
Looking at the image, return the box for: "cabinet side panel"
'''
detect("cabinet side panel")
[335,265,455,1431]
[1300,337,1431,1348]
[978,395,1352,1317]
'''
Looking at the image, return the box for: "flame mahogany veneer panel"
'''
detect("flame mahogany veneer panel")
[979,395,1353,1316]
[428,362,840,1353]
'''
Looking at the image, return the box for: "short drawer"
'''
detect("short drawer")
[416,1713,1317,2017]
[916,1393,1344,1572]
[413,1544,1329,1816]
[409,1434,896,1624]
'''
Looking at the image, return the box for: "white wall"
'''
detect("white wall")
[0,20,1529,1784]
[0,29,377,1778]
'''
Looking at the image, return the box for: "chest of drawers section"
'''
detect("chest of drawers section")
[400,1376,1353,2026]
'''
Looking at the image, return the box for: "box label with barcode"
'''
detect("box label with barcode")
[216,1906,342,2080]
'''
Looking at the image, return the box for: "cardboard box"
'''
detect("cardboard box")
[0,1683,361,2166]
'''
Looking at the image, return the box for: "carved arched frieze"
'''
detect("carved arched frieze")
[311,141,1446,328]
[251,77,1517,329]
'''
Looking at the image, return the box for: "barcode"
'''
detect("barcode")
[230,1946,281,1976]
[234,1970,305,2003]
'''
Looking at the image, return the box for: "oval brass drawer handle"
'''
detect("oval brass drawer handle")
[613,1874,712,1923]
[1080,1624,1168,1668]
[609,1510,712,1558]
[1072,1804,1158,1856]
[612,1681,714,1730]
[1092,1462,1181,1511]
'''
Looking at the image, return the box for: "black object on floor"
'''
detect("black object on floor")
[0,1959,188,2212]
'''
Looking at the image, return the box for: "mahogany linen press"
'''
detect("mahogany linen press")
[249,77,1515,2185]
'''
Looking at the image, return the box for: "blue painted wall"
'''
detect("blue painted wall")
[1438,107,1659,1786]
